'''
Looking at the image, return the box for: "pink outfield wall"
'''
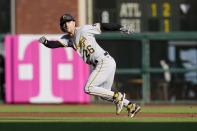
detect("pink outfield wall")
[5,35,90,103]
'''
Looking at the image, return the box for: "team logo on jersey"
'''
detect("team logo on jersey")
[74,36,86,51]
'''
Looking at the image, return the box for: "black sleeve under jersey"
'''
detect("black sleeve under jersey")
[100,23,122,32]
[45,40,65,48]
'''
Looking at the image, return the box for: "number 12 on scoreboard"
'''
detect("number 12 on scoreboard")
[151,2,171,32]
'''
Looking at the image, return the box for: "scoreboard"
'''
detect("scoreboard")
[93,0,196,32]
[118,0,176,32]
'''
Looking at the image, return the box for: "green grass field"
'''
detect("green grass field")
[0,104,197,131]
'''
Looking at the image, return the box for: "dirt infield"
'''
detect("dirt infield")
[0,113,196,117]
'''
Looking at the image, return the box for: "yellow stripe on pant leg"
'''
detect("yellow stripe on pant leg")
[87,60,113,97]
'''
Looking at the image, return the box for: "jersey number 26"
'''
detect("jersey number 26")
[83,45,95,57]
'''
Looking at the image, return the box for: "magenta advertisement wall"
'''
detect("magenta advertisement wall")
[5,35,90,103]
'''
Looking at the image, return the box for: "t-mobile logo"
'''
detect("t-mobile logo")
[5,35,90,103]
[30,42,73,103]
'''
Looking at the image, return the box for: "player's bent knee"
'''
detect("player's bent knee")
[84,89,90,94]
[84,86,90,94]
[84,85,93,94]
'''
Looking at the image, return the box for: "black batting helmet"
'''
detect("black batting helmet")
[60,14,75,32]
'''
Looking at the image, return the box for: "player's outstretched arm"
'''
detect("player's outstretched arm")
[100,23,134,34]
[38,36,65,48]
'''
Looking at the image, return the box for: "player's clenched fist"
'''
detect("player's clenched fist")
[39,36,48,45]
[120,25,134,34]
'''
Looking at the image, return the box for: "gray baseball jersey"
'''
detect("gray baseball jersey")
[58,23,106,65]
[57,23,129,104]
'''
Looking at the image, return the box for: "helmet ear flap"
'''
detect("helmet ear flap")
[60,22,66,32]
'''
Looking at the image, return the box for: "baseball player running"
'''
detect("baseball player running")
[39,14,140,117]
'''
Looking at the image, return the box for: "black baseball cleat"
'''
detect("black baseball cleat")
[127,103,141,118]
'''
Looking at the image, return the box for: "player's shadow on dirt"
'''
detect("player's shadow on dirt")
[0,122,197,131]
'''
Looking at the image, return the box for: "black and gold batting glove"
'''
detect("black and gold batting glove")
[39,36,48,45]
[120,25,135,34]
